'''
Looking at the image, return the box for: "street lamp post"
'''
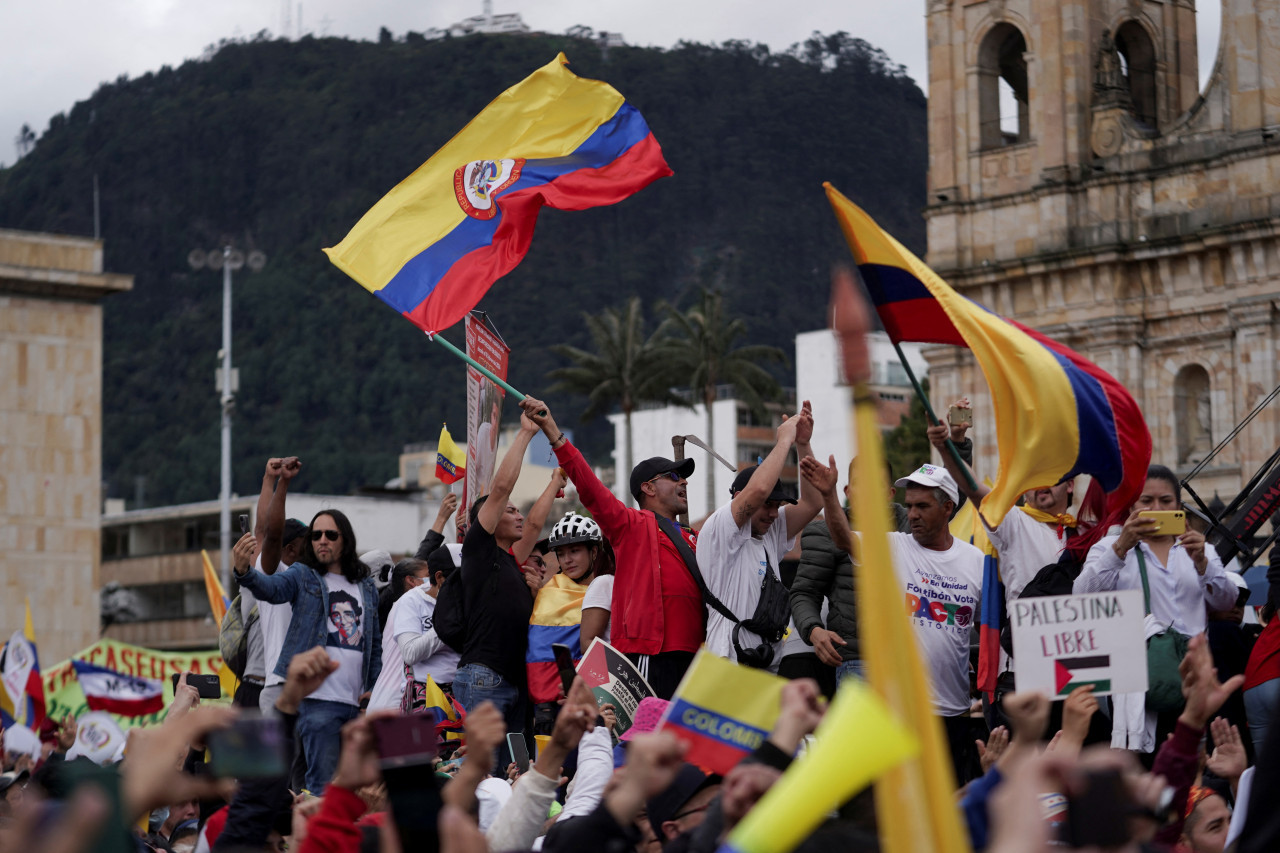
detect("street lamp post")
[188,245,266,591]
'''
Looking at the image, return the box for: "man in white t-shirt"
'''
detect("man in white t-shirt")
[697,402,840,672]
[368,546,462,713]
[888,463,984,783]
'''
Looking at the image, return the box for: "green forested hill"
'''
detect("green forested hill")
[0,30,926,506]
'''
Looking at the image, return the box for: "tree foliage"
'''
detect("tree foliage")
[0,30,926,506]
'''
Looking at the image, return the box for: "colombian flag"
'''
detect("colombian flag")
[526,573,587,704]
[0,601,47,729]
[951,497,1004,696]
[436,424,466,484]
[201,549,229,625]
[825,184,1151,527]
[421,675,467,746]
[658,650,785,776]
[325,53,672,335]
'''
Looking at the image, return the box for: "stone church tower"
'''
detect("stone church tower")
[923,0,1280,508]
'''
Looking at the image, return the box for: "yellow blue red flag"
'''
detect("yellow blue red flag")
[657,649,785,775]
[325,53,672,335]
[950,496,1004,696]
[527,573,588,703]
[825,183,1151,527]
[436,424,467,484]
[201,549,229,625]
[0,601,47,729]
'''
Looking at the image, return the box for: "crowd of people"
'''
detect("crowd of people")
[4,375,1280,853]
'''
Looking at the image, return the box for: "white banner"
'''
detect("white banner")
[465,313,510,509]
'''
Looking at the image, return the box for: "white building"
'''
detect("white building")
[424,1,530,39]
[606,330,927,522]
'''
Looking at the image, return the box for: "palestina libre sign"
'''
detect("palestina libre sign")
[43,639,227,727]
[1008,590,1148,698]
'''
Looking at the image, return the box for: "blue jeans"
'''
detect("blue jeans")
[453,663,524,770]
[1245,679,1280,756]
[836,659,867,684]
[296,698,359,794]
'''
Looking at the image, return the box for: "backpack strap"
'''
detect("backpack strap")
[651,511,740,624]
[1135,546,1153,616]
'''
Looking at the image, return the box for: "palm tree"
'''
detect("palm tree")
[658,288,788,513]
[548,297,685,505]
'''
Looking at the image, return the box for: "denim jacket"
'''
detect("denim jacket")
[237,562,382,691]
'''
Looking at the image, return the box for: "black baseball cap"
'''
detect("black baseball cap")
[630,456,695,500]
[729,465,797,504]
[282,518,309,546]
[646,763,720,830]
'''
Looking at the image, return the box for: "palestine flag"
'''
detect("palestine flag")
[1054,655,1111,695]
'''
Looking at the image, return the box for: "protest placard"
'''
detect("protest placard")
[575,638,654,734]
[1009,589,1148,698]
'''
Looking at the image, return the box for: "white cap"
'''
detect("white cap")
[895,464,960,506]
[360,549,395,587]
[475,776,512,831]
[1226,571,1249,591]
[1,724,40,763]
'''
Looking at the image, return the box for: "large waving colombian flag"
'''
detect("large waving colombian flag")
[325,53,672,335]
[526,573,588,704]
[825,183,1151,527]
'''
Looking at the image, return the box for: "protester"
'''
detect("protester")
[1245,596,1280,754]
[367,548,461,713]
[1074,464,1237,749]
[451,405,540,766]
[524,396,705,699]
[876,462,984,783]
[234,456,382,793]
[697,401,842,672]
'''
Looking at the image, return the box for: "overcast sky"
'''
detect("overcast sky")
[1,0,1221,167]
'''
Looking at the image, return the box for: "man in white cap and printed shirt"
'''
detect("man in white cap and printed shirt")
[881,462,983,783]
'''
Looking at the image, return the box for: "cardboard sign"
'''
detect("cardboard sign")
[1008,590,1148,698]
[576,638,654,734]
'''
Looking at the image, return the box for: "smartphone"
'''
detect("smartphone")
[552,642,576,696]
[1062,768,1134,848]
[172,672,222,699]
[372,716,441,853]
[506,732,531,773]
[1139,510,1186,536]
[947,405,973,427]
[207,712,286,778]
[238,513,250,534]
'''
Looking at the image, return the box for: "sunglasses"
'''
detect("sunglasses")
[310,529,340,542]
[648,471,682,484]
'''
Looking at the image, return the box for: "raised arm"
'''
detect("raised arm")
[477,407,538,534]
[792,453,840,541]
[926,413,988,504]
[513,467,567,565]
[258,456,300,573]
[254,458,282,541]
[526,398,633,533]
[732,413,799,527]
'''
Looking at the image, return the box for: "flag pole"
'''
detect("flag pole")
[890,340,979,493]
[428,331,526,399]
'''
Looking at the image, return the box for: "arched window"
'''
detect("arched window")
[978,24,1030,148]
[1175,365,1213,464]
[1114,21,1158,128]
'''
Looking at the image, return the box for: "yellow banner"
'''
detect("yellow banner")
[43,639,226,727]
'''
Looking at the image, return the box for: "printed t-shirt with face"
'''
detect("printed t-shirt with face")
[581,574,614,644]
[652,522,704,653]
[887,531,984,716]
[252,554,294,687]
[309,573,367,706]
[368,586,460,712]
[697,503,796,671]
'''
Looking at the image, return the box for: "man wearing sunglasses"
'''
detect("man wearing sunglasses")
[522,396,704,699]
[234,456,382,793]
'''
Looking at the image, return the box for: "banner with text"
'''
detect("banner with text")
[1009,590,1147,698]
[43,639,226,728]
[576,638,654,735]
[464,312,510,509]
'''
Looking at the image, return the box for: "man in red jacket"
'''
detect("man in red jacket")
[522,397,702,698]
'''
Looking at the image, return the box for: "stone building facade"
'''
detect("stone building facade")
[0,230,131,663]
[923,0,1280,507]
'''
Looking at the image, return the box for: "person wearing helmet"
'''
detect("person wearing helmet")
[527,512,617,733]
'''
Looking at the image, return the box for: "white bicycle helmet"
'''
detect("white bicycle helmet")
[548,512,602,549]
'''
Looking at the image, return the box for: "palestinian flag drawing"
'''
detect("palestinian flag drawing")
[1054,655,1111,695]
